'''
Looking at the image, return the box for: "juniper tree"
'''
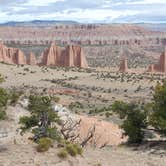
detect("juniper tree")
[19,95,60,141]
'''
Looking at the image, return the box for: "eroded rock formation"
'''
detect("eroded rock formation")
[26,52,37,65]
[148,49,166,73]
[0,42,88,68]
[0,42,26,64]
[119,58,128,72]
[41,44,63,66]
[65,45,88,68]
[41,44,88,68]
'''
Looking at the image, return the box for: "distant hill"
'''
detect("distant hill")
[0,20,79,27]
[1,21,166,32]
[136,23,166,32]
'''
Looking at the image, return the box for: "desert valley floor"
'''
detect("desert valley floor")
[0,63,165,166]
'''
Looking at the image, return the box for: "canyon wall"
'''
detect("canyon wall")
[0,24,164,46]
[1,24,166,68]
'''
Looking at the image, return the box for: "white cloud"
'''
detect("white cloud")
[23,0,65,6]
[0,0,165,23]
[126,0,166,5]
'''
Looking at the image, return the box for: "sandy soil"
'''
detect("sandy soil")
[0,63,165,166]
[0,144,165,166]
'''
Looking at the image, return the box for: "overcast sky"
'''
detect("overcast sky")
[0,0,165,23]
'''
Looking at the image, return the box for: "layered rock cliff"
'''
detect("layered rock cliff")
[0,42,26,64]
[0,24,164,46]
[26,52,37,65]
[148,49,166,73]
[41,44,63,66]
[0,42,88,68]
[41,44,88,68]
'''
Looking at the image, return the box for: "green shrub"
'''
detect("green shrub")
[121,106,147,144]
[57,149,68,159]
[150,80,166,135]
[0,110,7,120]
[0,88,9,108]
[65,143,83,157]
[73,144,83,155]
[111,100,129,119]
[59,139,70,147]
[36,137,53,152]
[9,91,22,106]
[51,96,60,103]
[65,144,77,157]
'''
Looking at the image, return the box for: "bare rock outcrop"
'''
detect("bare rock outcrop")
[148,49,166,73]
[41,44,88,68]
[26,52,36,65]
[0,24,163,47]
[119,58,128,72]
[65,45,88,68]
[41,43,63,66]
[0,42,26,65]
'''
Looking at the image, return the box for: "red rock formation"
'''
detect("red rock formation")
[13,49,26,65]
[26,52,36,65]
[65,45,88,68]
[0,42,26,65]
[41,43,63,66]
[0,25,163,46]
[148,49,166,73]
[119,58,128,72]
[41,44,88,68]
[0,42,13,64]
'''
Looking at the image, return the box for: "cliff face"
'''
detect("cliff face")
[0,24,163,46]
[65,45,88,68]
[0,42,88,68]
[148,49,166,73]
[0,42,26,64]
[26,52,36,65]
[41,44,63,66]
[41,44,88,68]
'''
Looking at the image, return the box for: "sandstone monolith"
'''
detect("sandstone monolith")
[119,58,128,72]
[41,44,88,68]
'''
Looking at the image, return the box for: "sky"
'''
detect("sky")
[0,0,165,23]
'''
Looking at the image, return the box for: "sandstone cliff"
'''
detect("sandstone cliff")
[0,42,26,65]
[41,44,88,68]
[65,45,88,68]
[0,24,163,46]
[148,49,166,73]
[26,52,36,65]
[41,43,63,66]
